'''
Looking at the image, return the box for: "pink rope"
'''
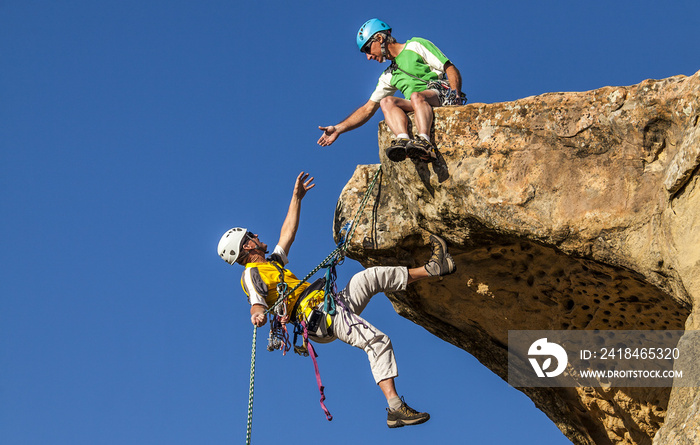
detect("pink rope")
[302,321,333,421]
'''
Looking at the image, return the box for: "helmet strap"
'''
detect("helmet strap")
[250,241,269,256]
[241,240,269,262]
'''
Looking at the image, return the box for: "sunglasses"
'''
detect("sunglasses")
[361,37,376,54]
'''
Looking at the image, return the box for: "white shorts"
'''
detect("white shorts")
[311,266,408,384]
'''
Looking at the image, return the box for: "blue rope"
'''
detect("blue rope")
[322,260,338,316]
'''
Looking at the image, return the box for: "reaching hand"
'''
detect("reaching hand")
[293,171,315,200]
[317,125,339,147]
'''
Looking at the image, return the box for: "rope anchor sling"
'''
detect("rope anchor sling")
[245,166,382,444]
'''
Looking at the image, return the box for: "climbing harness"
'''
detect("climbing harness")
[389,61,468,106]
[292,278,333,342]
[245,166,382,444]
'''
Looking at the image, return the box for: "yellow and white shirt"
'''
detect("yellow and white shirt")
[240,245,310,314]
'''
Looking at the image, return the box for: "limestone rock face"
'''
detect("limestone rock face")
[334,71,700,445]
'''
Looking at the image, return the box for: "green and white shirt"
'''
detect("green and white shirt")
[369,37,450,102]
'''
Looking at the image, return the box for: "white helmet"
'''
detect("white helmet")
[217,227,248,265]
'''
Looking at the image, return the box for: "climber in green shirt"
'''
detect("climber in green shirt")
[317,18,465,162]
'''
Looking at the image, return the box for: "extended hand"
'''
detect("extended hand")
[317,125,339,146]
[293,171,315,200]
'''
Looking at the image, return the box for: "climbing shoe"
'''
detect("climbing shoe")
[424,234,456,277]
[387,398,430,428]
[406,138,437,162]
[386,138,410,162]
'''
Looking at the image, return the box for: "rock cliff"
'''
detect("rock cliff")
[334,71,700,445]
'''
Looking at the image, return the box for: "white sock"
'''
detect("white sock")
[418,133,430,142]
[388,396,402,411]
[396,133,409,139]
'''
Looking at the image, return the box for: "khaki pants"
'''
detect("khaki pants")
[311,266,408,384]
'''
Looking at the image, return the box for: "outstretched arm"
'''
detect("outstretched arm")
[317,100,381,146]
[445,62,462,95]
[277,172,315,256]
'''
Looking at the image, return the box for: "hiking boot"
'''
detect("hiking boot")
[386,138,410,162]
[406,138,437,162]
[424,234,456,277]
[387,397,430,428]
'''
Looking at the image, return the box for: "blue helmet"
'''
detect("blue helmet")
[356,18,391,52]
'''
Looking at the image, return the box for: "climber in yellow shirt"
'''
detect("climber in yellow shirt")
[217,171,456,428]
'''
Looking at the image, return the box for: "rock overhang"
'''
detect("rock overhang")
[334,71,700,445]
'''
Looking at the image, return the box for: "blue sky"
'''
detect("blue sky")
[2,1,698,444]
